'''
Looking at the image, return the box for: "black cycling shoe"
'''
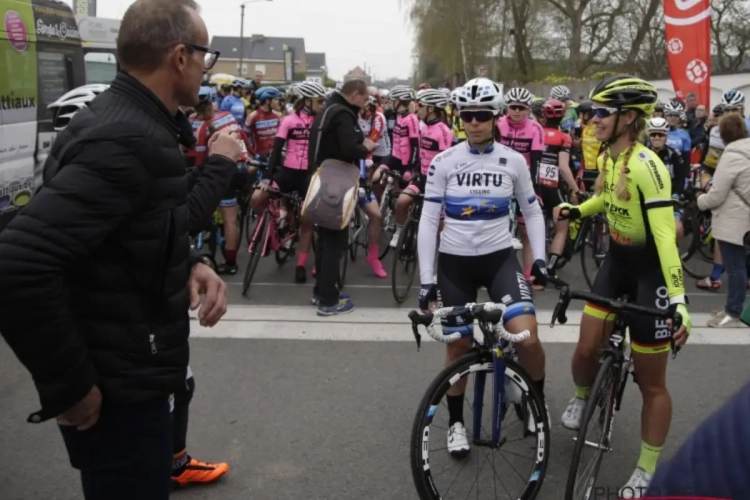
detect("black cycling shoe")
[295,266,307,283]
[217,263,238,275]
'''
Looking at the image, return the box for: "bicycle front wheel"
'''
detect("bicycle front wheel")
[411,351,550,500]
[242,212,269,297]
[581,217,608,290]
[564,354,620,500]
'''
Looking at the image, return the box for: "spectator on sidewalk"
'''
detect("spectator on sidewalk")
[689,104,708,148]
[307,80,377,315]
[0,1,238,499]
[698,113,750,328]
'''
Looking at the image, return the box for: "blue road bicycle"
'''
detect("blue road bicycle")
[408,302,551,500]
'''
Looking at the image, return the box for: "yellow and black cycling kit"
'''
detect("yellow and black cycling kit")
[580,123,601,172]
[451,113,466,142]
[700,124,724,184]
[576,142,686,353]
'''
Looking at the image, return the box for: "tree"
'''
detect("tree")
[711,0,750,72]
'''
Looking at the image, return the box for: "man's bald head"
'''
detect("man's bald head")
[117,0,203,73]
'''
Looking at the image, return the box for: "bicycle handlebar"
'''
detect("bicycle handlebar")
[408,302,531,349]
[551,286,683,357]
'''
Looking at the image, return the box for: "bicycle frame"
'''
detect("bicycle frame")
[469,324,513,448]
[246,195,300,257]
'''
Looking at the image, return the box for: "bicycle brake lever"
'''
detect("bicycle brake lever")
[411,324,422,351]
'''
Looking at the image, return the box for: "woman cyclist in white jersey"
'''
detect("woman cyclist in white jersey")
[417,77,549,458]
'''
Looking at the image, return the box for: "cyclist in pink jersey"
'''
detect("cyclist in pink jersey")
[391,89,453,247]
[497,87,546,285]
[251,81,326,283]
[372,86,420,197]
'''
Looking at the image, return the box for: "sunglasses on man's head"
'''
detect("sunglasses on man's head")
[508,104,528,112]
[460,110,495,123]
[592,107,619,119]
[649,132,666,138]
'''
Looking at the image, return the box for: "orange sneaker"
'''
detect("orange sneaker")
[171,457,230,489]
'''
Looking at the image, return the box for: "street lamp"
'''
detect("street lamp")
[239,0,273,78]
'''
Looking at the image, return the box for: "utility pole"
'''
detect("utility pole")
[239,4,245,76]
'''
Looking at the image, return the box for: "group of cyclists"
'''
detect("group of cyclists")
[48,71,750,497]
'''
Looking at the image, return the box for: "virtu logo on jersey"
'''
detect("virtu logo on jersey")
[456,172,503,187]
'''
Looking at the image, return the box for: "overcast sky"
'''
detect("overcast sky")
[60,0,416,80]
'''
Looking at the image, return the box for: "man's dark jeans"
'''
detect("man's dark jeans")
[313,226,347,306]
[718,240,748,317]
[59,398,173,500]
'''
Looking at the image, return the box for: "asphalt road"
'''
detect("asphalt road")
[1,250,745,500]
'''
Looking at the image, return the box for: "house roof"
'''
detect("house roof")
[211,35,306,62]
[306,52,327,72]
[346,66,368,77]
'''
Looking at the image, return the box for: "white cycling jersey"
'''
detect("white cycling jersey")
[417,141,547,284]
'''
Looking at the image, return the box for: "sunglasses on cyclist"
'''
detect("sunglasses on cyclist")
[460,110,495,123]
[665,112,682,118]
[591,106,620,119]
[508,104,528,112]
[725,106,741,112]
[649,132,666,138]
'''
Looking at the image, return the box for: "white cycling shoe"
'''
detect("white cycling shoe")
[447,422,470,458]
[619,467,652,498]
[561,397,586,430]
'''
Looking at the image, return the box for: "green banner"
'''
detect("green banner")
[1,0,38,125]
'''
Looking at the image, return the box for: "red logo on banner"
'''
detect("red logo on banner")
[664,0,711,105]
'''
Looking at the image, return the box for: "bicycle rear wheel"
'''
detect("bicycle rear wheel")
[411,351,550,500]
[391,217,418,303]
[564,354,620,500]
[242,212,269,297]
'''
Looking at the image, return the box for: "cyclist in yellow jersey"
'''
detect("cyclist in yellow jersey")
[573,101,601,191]
[555,75,692,497]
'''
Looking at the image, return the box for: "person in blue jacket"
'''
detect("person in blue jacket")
[219,79,244,113]
[663,100,692,166]
[646,379,750,498]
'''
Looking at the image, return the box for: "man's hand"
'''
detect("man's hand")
[57,385,102,431]
[188,263,228,327]
[208,129,243,163]
[363,138,378,152]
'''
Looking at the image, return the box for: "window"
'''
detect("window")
[37,51,73,120]
[236,63,248,76]
[84,51,117,84]
[254,64,266,75]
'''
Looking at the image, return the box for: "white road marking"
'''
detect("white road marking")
[228,281,723,297]
[191,307,749,344]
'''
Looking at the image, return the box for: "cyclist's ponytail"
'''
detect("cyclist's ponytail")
[595,115,646,201]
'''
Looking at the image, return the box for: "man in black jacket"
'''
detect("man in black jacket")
[307,80,377,315]
[0,1,239,499]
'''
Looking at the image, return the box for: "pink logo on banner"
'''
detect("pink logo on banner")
[5,10,29,52]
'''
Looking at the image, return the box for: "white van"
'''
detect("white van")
[0,0,86,231]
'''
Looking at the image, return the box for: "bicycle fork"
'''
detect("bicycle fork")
[470,349,508,448]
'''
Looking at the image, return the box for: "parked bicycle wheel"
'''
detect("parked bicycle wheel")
[679,205,711,279]
[411,351,550,500]
[564,354,621,500]
[242,212,270,297]
[392,217,418,303]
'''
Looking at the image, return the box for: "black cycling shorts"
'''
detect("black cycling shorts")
[586,256,672,354]
[272,167,311,198]
[436,248,536,335]
[538,186,566,219]
[383,155,406,173]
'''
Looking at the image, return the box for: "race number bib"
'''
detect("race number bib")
[538,163,559,188]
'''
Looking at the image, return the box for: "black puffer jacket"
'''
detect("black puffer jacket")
[0,72,232,423]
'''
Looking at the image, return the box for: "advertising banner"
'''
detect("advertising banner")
[664,0,711,105]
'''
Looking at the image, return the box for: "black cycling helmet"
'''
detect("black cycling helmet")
[576,100,593,114]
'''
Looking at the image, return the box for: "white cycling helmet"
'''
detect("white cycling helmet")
[663,100,684,113]
[416,88,449,108]
[293,81,326,99]
[390,85,415,102]
[721,89,745,107]
[504,87,533,106]
[454,78,504,111]
[379,89,390,99]
[647,117,670,134]
[437,87,451,97]
[449,88,460,104]
[48,84,109,131]
[550,85,571,100]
